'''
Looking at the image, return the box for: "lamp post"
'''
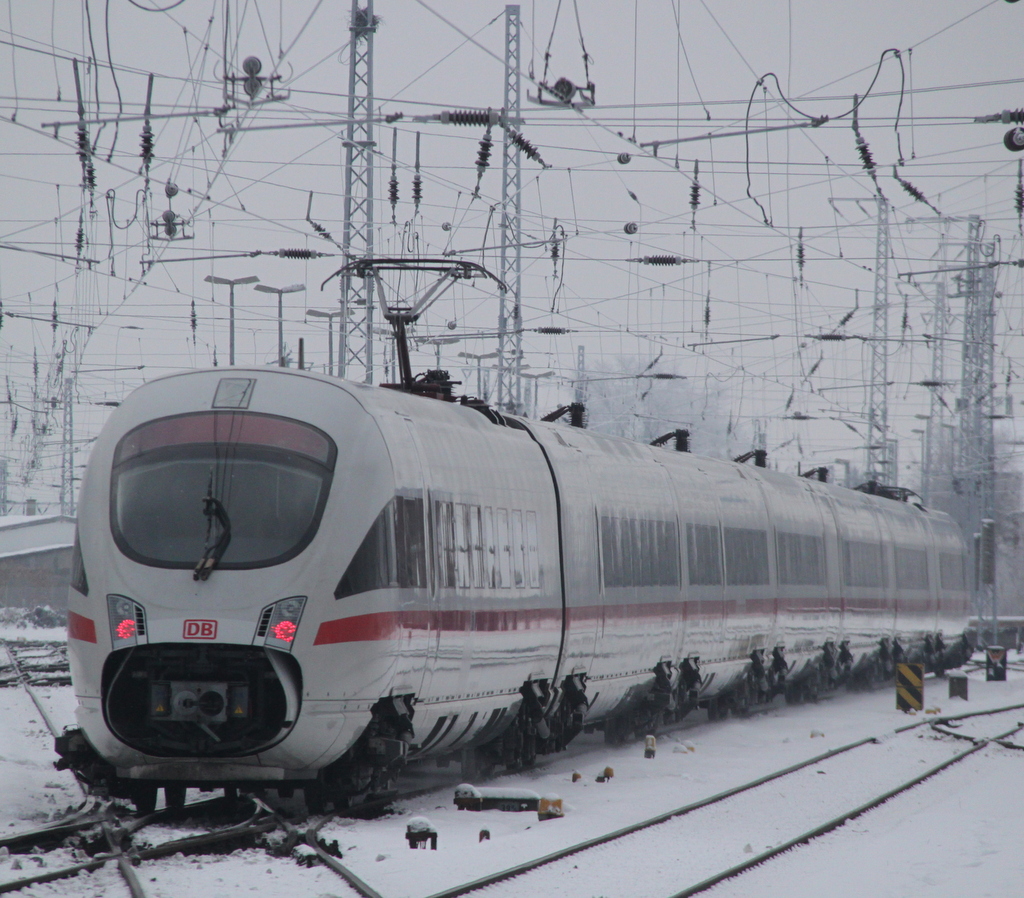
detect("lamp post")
[204,274,259,365]
[255,283,305,367]
[520,369,554,418]
[419,335,461,369]
[306,309,341,376]
[458,351,499,399]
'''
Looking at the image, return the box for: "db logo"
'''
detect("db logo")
[183,619,218,639]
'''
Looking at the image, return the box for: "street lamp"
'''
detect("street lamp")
[255,283,305,367]
[419,335,461,369]
[204,274,259,365]
[458,350,499,399]
[306,309,341,376]
[520,369,554,418]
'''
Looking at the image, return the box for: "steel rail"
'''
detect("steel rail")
[306,814,386,898]
[0,797,279,894]
[1,641,66,739]
[423,702,1024,898]
[666,718,1024,898]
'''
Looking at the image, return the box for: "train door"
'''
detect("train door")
[396,416,437,702]
[670,461,726,673]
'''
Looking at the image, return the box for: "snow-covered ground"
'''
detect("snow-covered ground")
[0,635,1020,898]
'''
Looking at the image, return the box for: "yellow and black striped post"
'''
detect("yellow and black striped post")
[896,662,924,712]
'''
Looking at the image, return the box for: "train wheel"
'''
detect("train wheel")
[304,785,326,815]
[732,685,751,717]
[164,785,186,810]
[131,784,158,816]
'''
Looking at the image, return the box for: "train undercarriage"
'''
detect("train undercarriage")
[55,632,970,813]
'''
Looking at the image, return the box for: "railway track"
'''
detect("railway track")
[0,638,374,898]
[0,641,71,688]
[0,642,1018,897]
[396,702,1024,898]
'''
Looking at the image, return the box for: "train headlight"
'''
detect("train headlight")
[107,595,147,648]
[255,596,306,651]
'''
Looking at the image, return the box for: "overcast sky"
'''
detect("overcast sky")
[1,0,1022,510]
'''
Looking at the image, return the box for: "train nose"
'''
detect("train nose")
[103,644,302,758]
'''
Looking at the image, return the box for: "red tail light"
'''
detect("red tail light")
[271,620,297,642]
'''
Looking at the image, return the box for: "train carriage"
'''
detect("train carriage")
[59,367,970,809]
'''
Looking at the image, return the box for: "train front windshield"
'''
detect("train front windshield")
[110,411,336,570]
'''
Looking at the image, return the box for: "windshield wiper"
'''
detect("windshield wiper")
[193,495,232,581]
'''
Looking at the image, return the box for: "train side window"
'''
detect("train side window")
[510,510,525,587]
[895,546,929,589]
[433,500,456,589]
[600,516,620,587]
[686,522,723,586]
[776,532,825,586]
[395,495,427,588]
[638,519,653,586]
[724,527,770,586]
[469,506,484,588]
[656,520,681,587]
[842,539,884,588]
[335,503,394,599]
[496,508,511,587]
[482,506,495,588]
[940,551,966,591]
[454,503,469,589]
[526,512,540,588]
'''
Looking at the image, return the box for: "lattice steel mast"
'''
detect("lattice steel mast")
[496,4,523,412]
[954,216,998,638]
[866,196,894,484]
[339,1,377,383]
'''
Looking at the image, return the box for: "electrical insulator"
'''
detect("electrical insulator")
[623,221,638,235]
[388,130,399,223]
[242,56,262,76]
[855,134,876,173]
[165,182,178,198]
[637,255,685,266]
[980,519,996,584]
[413,131,423,214]
[440,109,499,127]
[412,174,423,212]
[76,125,89,167]
[617,153,631,165]
[442,222,452,231]
[275,248,325,259]
[796,227,805,283]
[506,128,547,168]
[140,122,154,168]
[473,127,493,197]
[388,172,399,216]
[1004,127,1024,152]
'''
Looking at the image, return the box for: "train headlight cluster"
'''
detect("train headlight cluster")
[106,595,147,648]
[255,596,306,651]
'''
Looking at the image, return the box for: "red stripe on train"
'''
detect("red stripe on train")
[313,595,965,645]
[68,611,97,643]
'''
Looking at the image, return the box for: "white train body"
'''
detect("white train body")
[64,368,969,798]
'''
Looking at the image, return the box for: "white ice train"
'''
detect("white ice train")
[58,367,970,810]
